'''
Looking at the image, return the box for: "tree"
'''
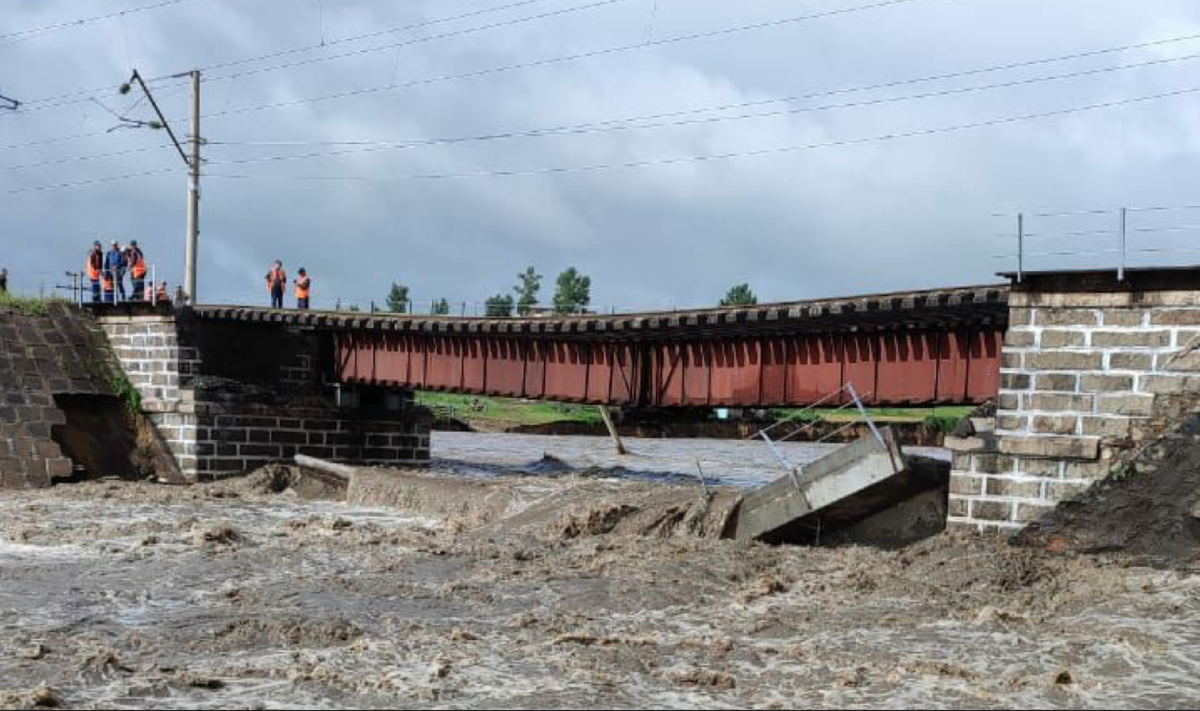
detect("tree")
[386,283,410,313]
[431,298,450,316]
[485,293,514,317]
[513,266,542,315]
[720,283,757,307]
[552,267,591,314]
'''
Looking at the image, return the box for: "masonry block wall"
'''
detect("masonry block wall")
[99,312,430,481]
[0,304,119,488]
[949,270,1200,531]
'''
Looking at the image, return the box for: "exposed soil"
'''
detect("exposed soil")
[1018,415,1200,570]
[50,395,179,484]
[1,467,1199,708]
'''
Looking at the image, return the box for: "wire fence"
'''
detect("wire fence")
[993,204,1200,280]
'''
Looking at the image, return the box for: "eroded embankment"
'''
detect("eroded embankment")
[2,466,1200,709]
[1019,412,1200,569]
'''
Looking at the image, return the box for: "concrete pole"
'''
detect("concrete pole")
[597,405,627,455]
[184,70,201,305]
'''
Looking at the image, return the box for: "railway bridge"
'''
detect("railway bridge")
[196,283,1010,408]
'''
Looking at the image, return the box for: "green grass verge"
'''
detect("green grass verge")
[0,292,60,316]
[770,405,975,424]
[418,391,974,428]
[416,391,604,426]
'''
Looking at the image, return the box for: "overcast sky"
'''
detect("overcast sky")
[3,0,1200,311]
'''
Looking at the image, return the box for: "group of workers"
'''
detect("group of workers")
[85,240,168,304]
[265,260,311,310]
[79,245,309,309]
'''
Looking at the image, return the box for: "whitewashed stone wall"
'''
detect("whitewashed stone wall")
[100,315,198,478]
[949,288,1200,531]
[99,313,430,481]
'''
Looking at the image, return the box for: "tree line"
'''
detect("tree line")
[384,270,757,317]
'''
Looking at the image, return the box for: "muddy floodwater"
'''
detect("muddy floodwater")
[2,433,1200,709]
[430,430,950,488]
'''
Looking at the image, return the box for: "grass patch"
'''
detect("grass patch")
[0,292,59,316]
[416,391,603,426]
[772,405,973,424]
[419,392,975,428]
[922,413,964,433]
[108,375,143,416]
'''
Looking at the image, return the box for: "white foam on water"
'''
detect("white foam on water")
[0,537,93,560]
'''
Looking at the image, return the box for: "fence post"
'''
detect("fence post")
[1017,212,1025,283]
[1118,207,1128,281]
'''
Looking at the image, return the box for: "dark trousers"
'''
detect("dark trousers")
[91,280,101,302]
[116,270,127,300]
[297,297,310,310]
[271,290,284,309]
[131,278,145,301]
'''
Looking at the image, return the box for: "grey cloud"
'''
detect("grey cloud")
[3,0,1200,309]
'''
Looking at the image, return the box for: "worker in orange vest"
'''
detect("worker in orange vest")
[265,260,287,309]
[101,269,116,304]
[127,240,148,301]
[85,241,103,303]
[294,268,311,310]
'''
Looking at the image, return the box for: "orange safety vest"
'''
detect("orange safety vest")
[294,276,311,299]
[267,269,286,292]
[86,251,102,280]
[130,250,147,279]
[102,271,114,292]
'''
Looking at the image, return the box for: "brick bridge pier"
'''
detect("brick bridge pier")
[96,309,430,481]
[949,267,1200,531]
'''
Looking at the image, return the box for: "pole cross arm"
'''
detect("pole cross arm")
[0,93,19,111]
[123,69,191,167]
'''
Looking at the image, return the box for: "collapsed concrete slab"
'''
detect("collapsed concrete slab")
[725,428,950,546]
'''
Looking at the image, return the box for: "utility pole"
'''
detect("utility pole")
[185,70,200,305]
[122,69,201,305]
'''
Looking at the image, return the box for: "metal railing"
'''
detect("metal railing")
[997,204,1200,281]
[749,383,888,492]
[67,265,166,306]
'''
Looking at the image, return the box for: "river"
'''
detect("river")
[2,433,1198,709]
[430,431,950,488]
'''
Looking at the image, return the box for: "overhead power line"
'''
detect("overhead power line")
[9,19,1200,155]
[5,167,176,195]
[196,0,952,121]
[193,0,616,77]
[8,33,1200,171]
[0,0,210,46]
[207,30,1200,150]
[11,0,938,121]
[181,85,1200,183]
[10,0,624,112]
[0,145,167,172]
[198,50,1200,169]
